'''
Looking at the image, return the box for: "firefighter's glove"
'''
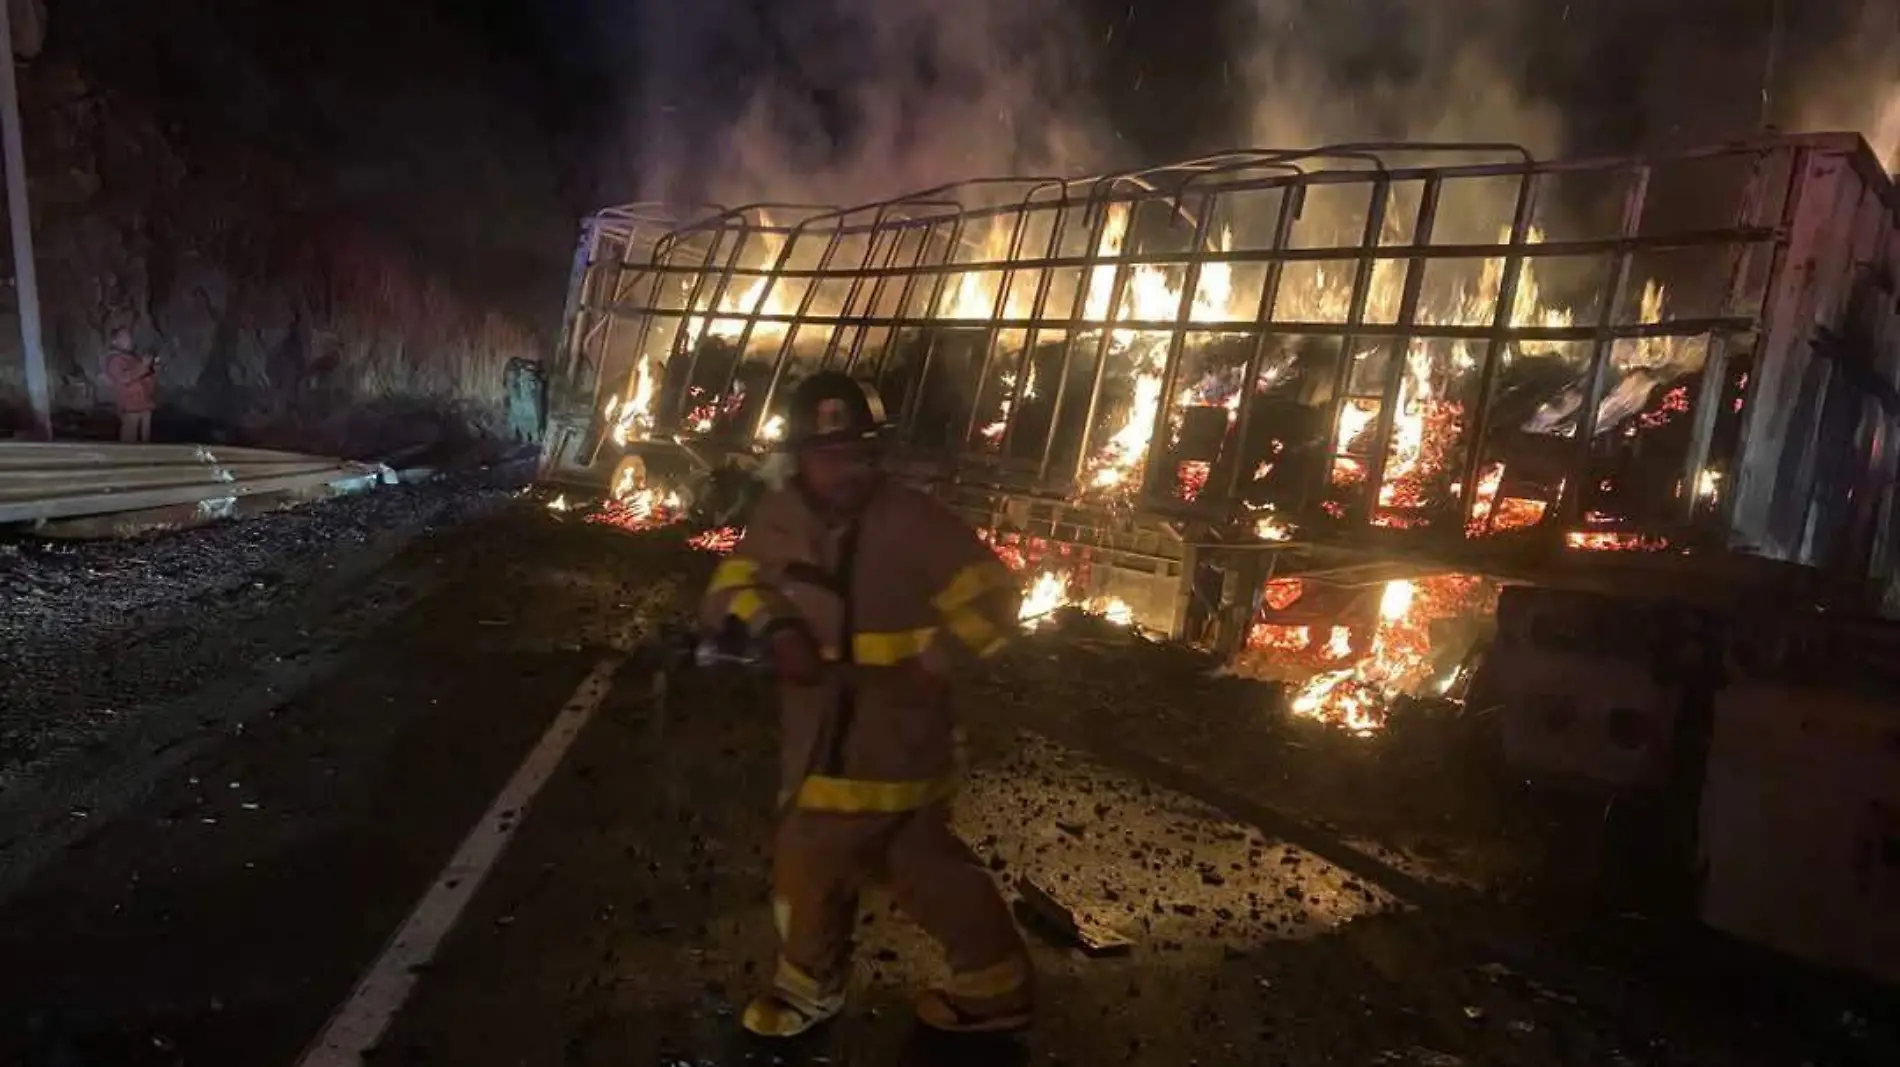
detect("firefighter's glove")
[767,623,825,687]
[896,657,953,707]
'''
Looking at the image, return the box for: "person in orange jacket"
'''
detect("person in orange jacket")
[105,329,159,443]
[699,371,1032,1037]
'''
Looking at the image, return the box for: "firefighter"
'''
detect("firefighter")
[698,371,1033,1038]
[105,328,159,444]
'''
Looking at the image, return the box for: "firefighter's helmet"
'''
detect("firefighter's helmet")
[783,372,890,449]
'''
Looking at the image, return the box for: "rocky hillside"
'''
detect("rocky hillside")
[0,0,587,457]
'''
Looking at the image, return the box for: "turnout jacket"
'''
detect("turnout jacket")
[700,478,1021,814]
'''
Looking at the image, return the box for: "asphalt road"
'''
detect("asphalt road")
[1,496,1895,1067]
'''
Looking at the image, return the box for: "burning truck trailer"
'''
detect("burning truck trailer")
[542,133,1900,982]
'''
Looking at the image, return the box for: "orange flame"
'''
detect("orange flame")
[1246,574,1498,735]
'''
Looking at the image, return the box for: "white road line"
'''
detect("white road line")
[293,656,623,1067]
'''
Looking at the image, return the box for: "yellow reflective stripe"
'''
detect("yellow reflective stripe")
[946,956,1031,1000]
[945,605,1008,658]
[795,774,958,813]
[709,557,759,594]
[774,957,832,1001]
[852,627,937,666]
[730,589,768,622]
[932,560,1014,613]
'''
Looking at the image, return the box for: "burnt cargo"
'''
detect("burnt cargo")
[543,134,1900,630]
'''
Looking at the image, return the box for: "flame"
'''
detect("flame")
[1288,580,1423,735]
[1335,399,1377,458]
[987,532,1138,630]
[1017,569,1134,629]
[1020,571,1069,623]
[1254,513,1294,542]
[978,366,1039,447]
[607,355,659,447]
[760,414,786,443]
[546,494,570,513]
[622,202,1702,546]
[1464,462,1550,536]
[684,224,792,347]
[942,224,1034,321]
[1254,574,1496,735]
[1251,625,1313,652]
[1324,624,1354,660]
[1078,209,1244,499]
[587,462,685,532]
[1369,345,1463,521]
[1565,531,1671,552]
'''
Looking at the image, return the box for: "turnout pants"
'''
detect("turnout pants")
[119,411,152,443]
[770,802,1031,1010]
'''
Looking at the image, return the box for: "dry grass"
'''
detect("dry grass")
[310,226,541,428]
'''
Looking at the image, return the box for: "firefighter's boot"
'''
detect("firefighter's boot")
[746,811,864,1039]
[914,958,1035,1034]
[886,807,1036,1034]
[742,960,845,1038]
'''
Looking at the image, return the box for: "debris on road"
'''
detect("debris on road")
[1014,876,1135,956]
[0,474,516,796]
[6,520,1896,1067]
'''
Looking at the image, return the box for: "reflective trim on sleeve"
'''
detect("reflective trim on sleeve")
[945,605,1009,658]
[945,956,1032,1000]
[931,560,1015,613]
[851,627,937,666]
[794,773,958,813]
[729,589,769,623]
[708,557,760,594]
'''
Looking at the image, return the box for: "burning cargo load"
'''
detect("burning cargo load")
[544,133,1900,724]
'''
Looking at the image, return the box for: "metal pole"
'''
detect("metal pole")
[0,1,49,439]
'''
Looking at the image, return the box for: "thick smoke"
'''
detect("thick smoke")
[601,0,1900,217]
[1234,0,1566,158]
[626,0,1110,209]
[1789,1,1900,169]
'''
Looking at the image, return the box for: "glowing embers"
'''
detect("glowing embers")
[604,359,779,447]
[1175,461,1212,503]
[978,528,1135,629]
[1564,531,1672,552]
[1311,232,1704,534]
[1236,574,1497,735]
[687,525,743,554]
[585,460,684,532]
[1464,463,1550,538]
[1074,207,1244,504]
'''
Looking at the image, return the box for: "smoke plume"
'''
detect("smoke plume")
[602,0,1900,217]
[626,0,1111,208]
[1789,0,1900,169]
[1234,0,1566,157]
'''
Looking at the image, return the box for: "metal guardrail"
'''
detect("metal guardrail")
[0,441,384,524]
